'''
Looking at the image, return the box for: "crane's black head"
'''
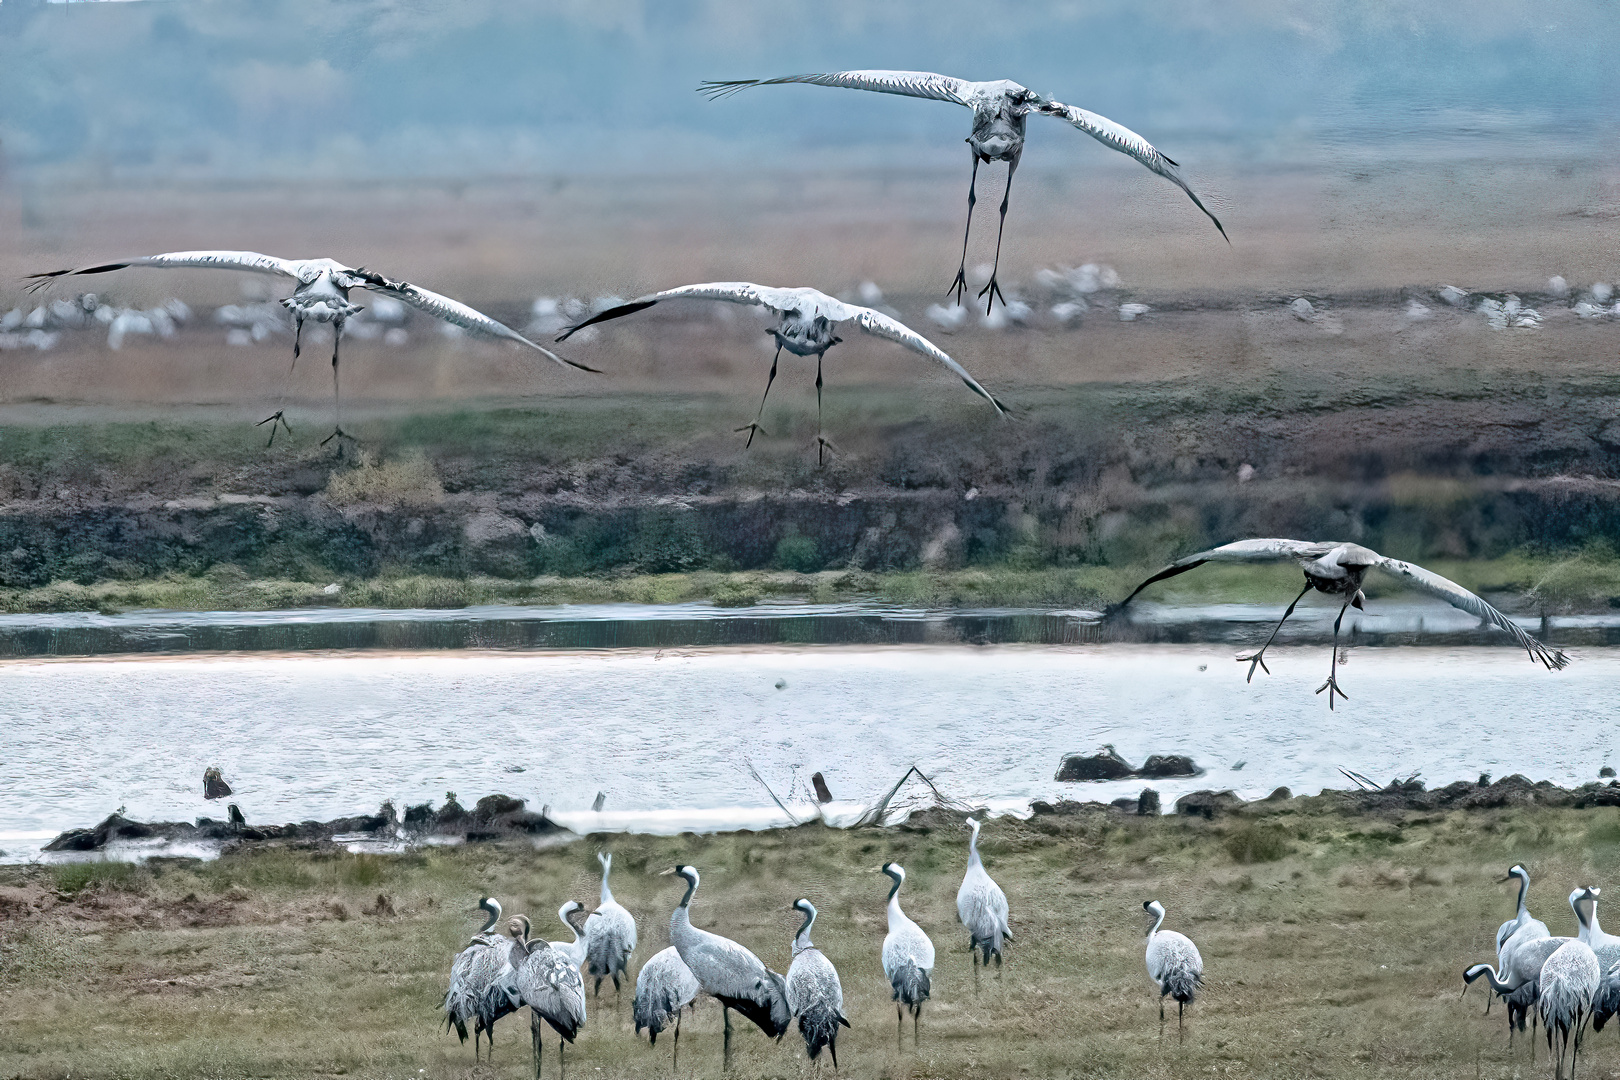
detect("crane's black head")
[792,897,815,915]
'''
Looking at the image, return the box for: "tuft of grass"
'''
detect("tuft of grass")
[1223,822,1291,864]
[50,860,143,895]
[322,451,444,509]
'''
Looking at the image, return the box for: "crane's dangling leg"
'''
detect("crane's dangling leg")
[319,321,355,453]
[1179,999,1186,1044]
[258,315,305,446]
[1238,581,1312,682]
[1315,598,1353,709]
[914,1002,921,1045]
[977,151,1020,315]
[736,342,781,447]
[672,1009,682,1071]
[948,151,981,308]
[292,314,304,364]
[896,1004,903,1050]
[558,1036,567,1080]
[532,1013,544,1080]
[813,355,837,466]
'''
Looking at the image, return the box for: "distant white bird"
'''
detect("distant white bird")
[1112,539,1568,709]
[785,898,849,1066]
[633,946,701,1065]
[1538,935,1599,1080]
[557,282,1004,464]
[26,251,593,446]
[1144,899,1204,1034]
[549,901,589,968]
[956,818,1012,985]
[585,852,638,999]
[443,897,523,1060]
[664,864,791,1069]
[510,918,588,1080]
[881,862,935,1046]
[701,71,1226,314]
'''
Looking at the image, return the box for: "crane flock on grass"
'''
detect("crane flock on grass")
[445,831,1203,1074]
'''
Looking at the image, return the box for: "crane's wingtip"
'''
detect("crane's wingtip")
[1547,648,1570,671]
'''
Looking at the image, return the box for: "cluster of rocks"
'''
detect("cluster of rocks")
[43,792,560,854]
[1053,746,1202,782]
[1031,773,1620,822]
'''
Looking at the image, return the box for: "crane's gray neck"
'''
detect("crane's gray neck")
[1149,906,1166,937]
[1515,870,1529,918]
[479,897,502,934]
[599,853,614,904]
[1574,893,1593,934]
[884,869,903,901]
[1591,899,1605,940]
[794,907,816,951]
[679,873,697,908]
[967,820,983,866]
[1465,963,1512,994]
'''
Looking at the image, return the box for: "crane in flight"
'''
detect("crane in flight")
[27,250,592,448]
[558,282,1005,464]
[702,71,1227,313]
[1111,539,1567,709]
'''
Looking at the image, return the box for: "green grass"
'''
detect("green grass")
[1,805,1616,1079]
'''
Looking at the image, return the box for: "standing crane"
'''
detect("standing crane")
[663,864,792,1069]
[633,946,701,1066]
[1144,900,1204,1037]
[701,71,1227,314]
[510,921,588,1080]
[881,862,935,1047]
[785,898,849,1066]
[957,818,1012,986]
[443,897,523,1061]
[585,852,638,999]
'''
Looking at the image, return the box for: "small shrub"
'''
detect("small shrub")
[53,860,140,895]
[323,452,443,509]
[773,534,822,573]
[1223,823,1289,864]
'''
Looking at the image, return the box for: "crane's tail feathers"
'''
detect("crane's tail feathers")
[556,300,659,342]
[698,80,761,101]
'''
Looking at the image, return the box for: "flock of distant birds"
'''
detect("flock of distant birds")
[443,825,1203,1077]
[16,68,1574,707]
[1466,865,1620,1080]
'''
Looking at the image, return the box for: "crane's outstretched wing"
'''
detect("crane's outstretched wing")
[1372,556,1568,670]
[1111,539,1336,612]
[847,306,1005,414]
[1031,99,1228,243]
[701,70,973,106]
[351,270,596,373]
[555,282,783,341]
[25,250,302,293]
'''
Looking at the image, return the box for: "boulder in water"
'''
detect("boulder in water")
[1175,790,1244,819]
[811,772,834,804]
[1138,754,1201,779]
[1055,745,1134,781]
[1137,789,1161,816]
[203,767,233,800]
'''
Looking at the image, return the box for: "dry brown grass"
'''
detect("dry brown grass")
[3,804,1619,1079]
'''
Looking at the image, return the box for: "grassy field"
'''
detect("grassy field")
[3,803,1618,1080]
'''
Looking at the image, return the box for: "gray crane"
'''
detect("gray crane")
[511,917,588,1080]
[633,945,701,1066]
[26,250,592,447]
[1575,888,1620,1033]
[585,851,638,999]
[1144,899,1204,1036]
[785,898,849,1066]
[1465,889,1589,1046]
[557,282,1004,464]
[701,70,1227,313]
[1538,936,1600,1080]
[663,864,791,1069]
[956,818,1012,985]
[1111,539,1568,709]
[880,862,934,1047]
[442,897,523,1061]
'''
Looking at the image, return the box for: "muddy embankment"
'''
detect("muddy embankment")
[2,371,1620,592]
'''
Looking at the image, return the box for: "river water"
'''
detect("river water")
[2,625,1614,863]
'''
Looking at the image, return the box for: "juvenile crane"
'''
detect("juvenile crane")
[443,897,523,1061]
[881,862,935,1046]
[663,864,791,1069]
[1111,539,1568,709]
[557,282,1004,463]
[785,899,850,1066]
[701,71,1227,313]
[26,250,592,446]
[585,852,638,999]
[1144,900,1203,1035]
[632,946,701,1066]
[957,818,1012,985]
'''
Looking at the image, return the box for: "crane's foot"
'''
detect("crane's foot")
[733,421,769,447]
[977,276,1006,315]
[947,267,969,309]
[1315,674,1349,709]
[1235,650,1271,682]
[256,410,293,448]
[815,436,838,466]
[319,427,357,455]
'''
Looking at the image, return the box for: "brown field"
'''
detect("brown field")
[3,802,1618,1080]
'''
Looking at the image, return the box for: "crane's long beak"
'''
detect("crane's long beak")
[658,867,677,876]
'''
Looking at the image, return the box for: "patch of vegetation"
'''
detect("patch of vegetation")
[1223,822,1291,864]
